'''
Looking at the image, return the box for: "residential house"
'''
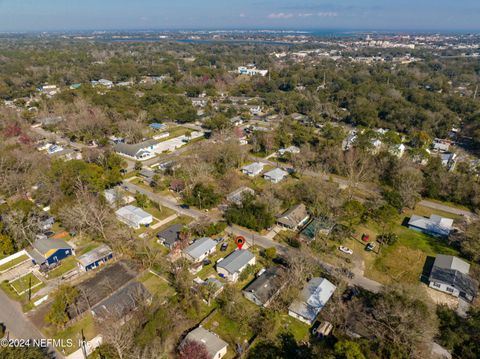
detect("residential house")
[238,65,268,77]
[91,79,114,88]
[91,281,151,321]
[36,116,64,127]
[149,122,167,131]
[183,237,217,263]
[432,139,450,152]
[241,162,264,177]
[299,217,335,241]
[243,267,285,307]
[263,168,289,184]
[229,116,243,126]
[440,152,457,171]
[390,143,406,158]
[115,205,153,229]
[288,277,336,325]
[428,254,478,302]
[104,187,133,206]
[77,244,113,272]
[278,146,300,156]
[50,148,82,161]
[114,139,159,160]
[277,204,310,230]
[226,186,255,205]
[157,223,184,249]
[191,97,209,107]
[28,238,74,267]
[182,327,228,359]
[408,214,453,238]
[216,249,256,282]
[342,131,357,151]
[203,278,224,298]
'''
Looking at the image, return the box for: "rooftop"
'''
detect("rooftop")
[243,267,284,305]
[184,237,217,260]
[184,327,228,358]
[77,244,113,267]
[217,249,255,274]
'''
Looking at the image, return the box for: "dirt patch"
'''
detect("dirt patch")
[426,287,459,308]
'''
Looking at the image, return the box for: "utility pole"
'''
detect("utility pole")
[474,84,478,100]
[28,276,32,302]
[80,328,88,359]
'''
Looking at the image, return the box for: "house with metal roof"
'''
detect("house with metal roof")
[428,254,478,302]
[149,122,167,131]
[156,223,184,249]
[241,162,264,177]
[263,168,289,184]
[408,214,453,238]
[28,238,74,267]
[288,277,336,325]
[182,326,228,359]
[114,139,159,160]
[243,267,285,307]
[183,237,217,263]
[77,244,113,272]
[216,249,256,282]
[276,204,310,230]
[115,205,153,229]
[226,186,255,205]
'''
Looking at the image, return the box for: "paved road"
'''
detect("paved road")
[0,289,64,358]
[419,200,475,217]
[123,181,383,293]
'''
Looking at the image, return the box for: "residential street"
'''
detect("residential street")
[0,289,64,358]
[122,179,383,293]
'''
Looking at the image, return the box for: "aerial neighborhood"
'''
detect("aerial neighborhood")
[0,25,479,359]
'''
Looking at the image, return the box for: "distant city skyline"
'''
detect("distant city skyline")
[0,0,479,32]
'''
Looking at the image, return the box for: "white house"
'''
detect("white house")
[182,327,228,359]
[390,143,406,158]
[115,205,153,229]
[288,277,336,325]
[278,146,300,156]
[241,162,265,177]
[183,237,217,263]
[263,168,289,184]
[216,249,256,282]
[238,65,268,77]
[408,214,453,238]
[114,139,159,160]
[428,255,478,302]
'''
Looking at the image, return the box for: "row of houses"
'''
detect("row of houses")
[241,162,289,184]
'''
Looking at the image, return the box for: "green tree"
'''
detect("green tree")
[334,340,366,359]
[45,285,79,329]
[184,183,221,209]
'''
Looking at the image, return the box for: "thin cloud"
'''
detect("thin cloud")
[298,13,314,17]
[317,12,338,17]
[267,12,294,19]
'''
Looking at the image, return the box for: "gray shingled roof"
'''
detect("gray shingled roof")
[184,237,217,260]
[184,327,227,358]
[243,267,284,305]
[157,223,183,247]
[114,139,158,157]
[217,250,255,274]
[77,244,112,267]
[32,238,72,255]
[277,203,309,228]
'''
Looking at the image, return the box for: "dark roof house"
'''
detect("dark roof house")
[276,204,310,230]
[157,223,184,249]
[243,267,285,307]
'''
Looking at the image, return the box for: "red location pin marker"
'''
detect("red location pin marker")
[235,236,246,250]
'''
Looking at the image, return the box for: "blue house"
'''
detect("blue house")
[149,122,167,131]
[28,238,74,266]
[77,244,113,272]
[408,214,454,238]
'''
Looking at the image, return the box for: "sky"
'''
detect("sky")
[0,0,479,32]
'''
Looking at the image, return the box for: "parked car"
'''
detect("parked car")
[216,237,225,243]
[272,256,290,267]
[220,243,228,251]
[365,243,376,251]
[338,246,353,255]
[202,259,212,266]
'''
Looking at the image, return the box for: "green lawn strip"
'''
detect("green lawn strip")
[0,254,29,272]
[203,307,255,348]
[143,204,176,221]
[76,243,100,256]
[422,198,471,212]
[10,273,42,294]
[47,313,97,355]
[352,218,460,286]
[407,204,462,220]
[139,271,176,298]
[46,257,78,279]
[278,315,310,342]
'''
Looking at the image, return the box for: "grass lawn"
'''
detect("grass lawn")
[10,273,42,294]
[278,315,310,342]
[143,204,176,221]
[46,257,78,279]
[76,243,100,256]
[351,215,460,286]
[203,307,254,348]
[139,271,175,299]
[48,313,97,355]
[0,254,29,272]
[407,204,462,220]
[197,242,236,281]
